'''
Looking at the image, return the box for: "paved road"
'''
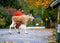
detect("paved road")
[0,29,56,43]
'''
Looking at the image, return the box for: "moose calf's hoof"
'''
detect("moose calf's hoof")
[17,32,20,34]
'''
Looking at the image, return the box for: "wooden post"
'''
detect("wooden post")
[58,6,60,24]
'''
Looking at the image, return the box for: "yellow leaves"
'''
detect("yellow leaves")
[41,0,55,8]
[42,3,44,6]
[35,1,40,7]
[26,0,55,8]
[36,1,40,6]
[46,1,49,4]
[34,0,42,8]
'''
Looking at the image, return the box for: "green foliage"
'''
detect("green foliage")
[0,0,21,9]
[0,7,13,28]
[42,7,58,28]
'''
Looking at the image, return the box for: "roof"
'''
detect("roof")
[50,0,60,8]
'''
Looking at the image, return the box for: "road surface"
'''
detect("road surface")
[0,29,56,43]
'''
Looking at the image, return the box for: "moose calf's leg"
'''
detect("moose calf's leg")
[9,25,12,33]
[22,24,28,34]
[24,25,28,34]
[14,26,20,34]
